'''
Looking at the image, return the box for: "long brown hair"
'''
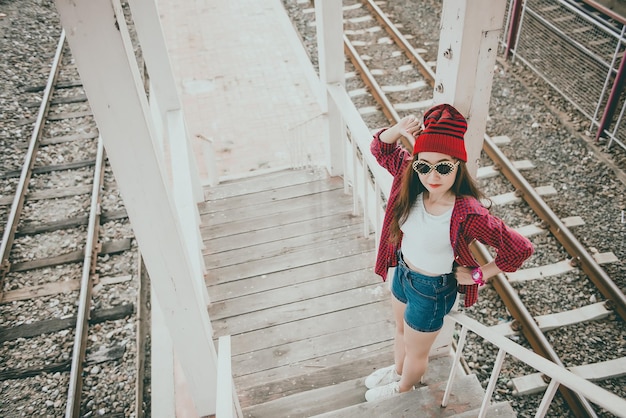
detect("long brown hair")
[388,155,488,244]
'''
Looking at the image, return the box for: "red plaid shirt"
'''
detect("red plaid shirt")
[371,129,534,307]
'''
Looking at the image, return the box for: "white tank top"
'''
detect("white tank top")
[400,194,454,275]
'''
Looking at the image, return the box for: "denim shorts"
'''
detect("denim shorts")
[391,253,458,332]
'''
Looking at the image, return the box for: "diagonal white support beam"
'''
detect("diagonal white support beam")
[53,0,217,415]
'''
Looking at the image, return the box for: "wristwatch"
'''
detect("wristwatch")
[471,267,485,286]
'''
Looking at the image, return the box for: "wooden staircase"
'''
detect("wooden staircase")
[200,168,516,417]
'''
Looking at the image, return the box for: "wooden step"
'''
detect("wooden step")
[450,401,517,417]
[312,374,489,417]
[241,354,471,417]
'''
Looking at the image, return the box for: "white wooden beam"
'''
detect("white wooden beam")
[433,0,507,177]
[54,0,217,415]
[151,294,176,418]
[127,0,213,194]
[315,0,346,177]
[168,109,210,306]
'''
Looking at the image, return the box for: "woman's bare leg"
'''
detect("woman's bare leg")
[391,294,406,375]
[398,325,440,392]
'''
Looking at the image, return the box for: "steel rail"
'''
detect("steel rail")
[0,30,66,294]
[482,136,626,321]
[344,6,620,416]
[65,138,106,418]
[361,0,436,85]
[342,35,411,151]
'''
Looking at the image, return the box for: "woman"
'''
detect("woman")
[365,103,534,402]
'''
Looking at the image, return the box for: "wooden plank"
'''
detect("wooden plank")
[512,357,626,395]
[209,268,381,322]
[232,319,394,378]
[236,347,394,408]
[211,282,387,337]
[204,211,363,255]
[205,235,374,285]
[208,251,375,302]
[235,341,393,400]
[203,176,343,215]
[534,302,611,331]
[490,302,613,336]
[47,110,92,120]
[9,238,131,272]
[17,208,128,236]
[489,185,557,206]
[514,216,584,237]
[0,344,125,381]
[229,300,389,356]
[477,160,534,179]
[200,188,351,226]
[0,303,134,343]
[0,185,93,205]
[0,159,96,180]
[507,252,616,282]
[1,274,131,303]
[202,168,329,202]
[40,131,99,145]
[204,221,364,269]
[200,189,351,238]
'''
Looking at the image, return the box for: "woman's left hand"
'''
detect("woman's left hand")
[454,266,476,286]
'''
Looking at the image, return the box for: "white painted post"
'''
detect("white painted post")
[315,0,346,177]
[167,109,211,308]
[151,295,176,418]
[127,0,217,192]
[428,0,506,358]
[54,0,218,415]
[432,0,507,177]
[127,0,210,306]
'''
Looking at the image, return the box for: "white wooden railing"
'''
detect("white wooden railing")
[326,81,626,418]
[445,312,626,418]
[215,336,243,418]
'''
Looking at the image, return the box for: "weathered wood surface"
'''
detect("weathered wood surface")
[201,168,395,410]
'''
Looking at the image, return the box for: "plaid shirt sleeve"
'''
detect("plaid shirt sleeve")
[465,213,535,273]
[453,198,534,307]
[370,129,411,281]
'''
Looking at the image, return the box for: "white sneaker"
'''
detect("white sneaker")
[365,381,400,402]
[364,364,401,389]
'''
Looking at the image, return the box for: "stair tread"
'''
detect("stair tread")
[242,353,483,417]
[451,401,517,417]
[312,374,486,418]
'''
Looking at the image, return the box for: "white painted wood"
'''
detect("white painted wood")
[508,252,616,282]
[512,357,626,395]
[54,1,217,414]
[535,302,611,331]
[490,302,613,337]
[450,313,626,417]
[477,160,535,179]
[216,336,243,418]
[490,135,511,145]
[514,216,585,238]
[127,0,212,193]
[152,295,176,418]
[489,185,557,205]
[327,84,392,234]
[315,0,346,176]
[434,0,507,176]
[168,109,210,306]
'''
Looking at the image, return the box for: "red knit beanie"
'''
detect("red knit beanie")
[413,103,468,162]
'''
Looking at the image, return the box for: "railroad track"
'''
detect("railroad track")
[0,23,147,418]
[283,0,626,417]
